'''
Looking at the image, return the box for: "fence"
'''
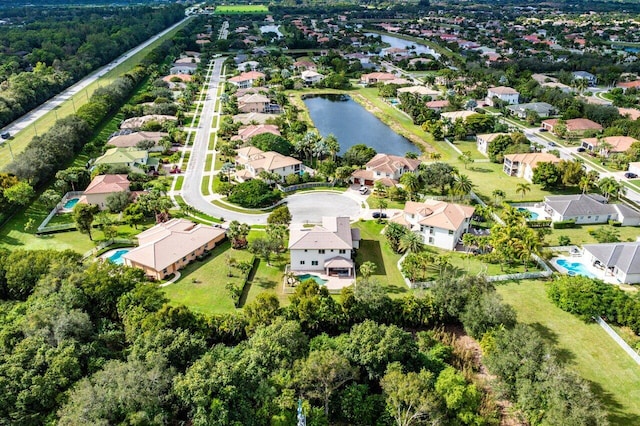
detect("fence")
[595,316,640,365]
[277,181,335,193]
[80,238,136,262]
[37,191,84,233]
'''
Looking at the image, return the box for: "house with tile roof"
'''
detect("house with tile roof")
[234,146,304,182]
[301,70,325,85]
[476,132,508,156]
[486,86,519,105]
[390,200,475,250]
[83,174,130,209]
[106,131,168,151]
[581,136,638,157]
[506,102,556,119]
[230,124,281,142]
[288,216,360,277]
[543,194,640,226]
[582,242,640,284]
[541,118,603,135]
[360,72,396,85]
[123,219,226,280]
[93,148,158,173]
[503,152,561,182]
[228,71,266,88]
[351,153,421,187]
[237,93,271,113]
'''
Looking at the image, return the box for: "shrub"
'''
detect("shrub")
[552,219,576,229]
[608,220,622,227]
[228,180,281,208]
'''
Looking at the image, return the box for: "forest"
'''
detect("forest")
[0,248,608,425]
[0,4,184,127]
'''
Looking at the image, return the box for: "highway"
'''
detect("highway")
[0,16,192,140]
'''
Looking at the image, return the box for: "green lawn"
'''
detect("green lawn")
[162,241,254,314]
[201,175,210,196]
[215,4,269,14]
[497,280,640,425]
[244,230,290,307]
[546,224,640,246]
[451,140,486,160]
[174,176,184,191]
[205,153,213,171]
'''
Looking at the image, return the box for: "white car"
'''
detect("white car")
[359,186,369,195]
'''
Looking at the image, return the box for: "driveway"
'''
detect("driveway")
[287,191,363,224]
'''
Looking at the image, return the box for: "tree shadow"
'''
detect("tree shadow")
[529,322,575,365]
[587,380,637,426]
[362,240,387,275]
[469,166,492,173]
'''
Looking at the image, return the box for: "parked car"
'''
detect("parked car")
[539,128,548,132]
[372,212,388,219]
[548,141,556,147]
[0,131,9,139]
[359,186,368,195]
[576,147,586,152]
[624,172,638,179]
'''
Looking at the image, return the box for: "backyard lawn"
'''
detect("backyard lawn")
[162,240,254,314]
[497,280,640,425]
[546,224,640,246]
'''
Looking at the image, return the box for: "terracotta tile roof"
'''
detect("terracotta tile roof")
[107,132,168,148]
[581,136,638,152]
[503,152,561,168]
[404,200,475,231]
[488,86,519,95]
[228,71,265,83]
[542,118,603,132]
[477,132,508,142]
[232,124,280,141]
[84,174,130,195]
[365,153,421,174]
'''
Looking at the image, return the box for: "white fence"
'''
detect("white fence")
[37,191,84,233]
[80,238,136,262]
[595,316,640,366]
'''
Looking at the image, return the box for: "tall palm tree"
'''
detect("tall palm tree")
[400,172,421,201]
[453,173,475,199]
[325,134,340,162]
[399,231,425,254]
[515,182,531,200]
[492,189,506,205]
[598,177,622,201]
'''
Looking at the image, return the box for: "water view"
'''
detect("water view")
[365,32,440,59]
[259,25,283,38]
[303,94,421,156]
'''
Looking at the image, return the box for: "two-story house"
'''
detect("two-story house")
[486,86,520,106]
[228,71,265,89]
[502,152,560,182]
[476,133,508,156]
[235,146,304,182]
[237,93,270,114]
[82,174,130,210]
[391,200,475,250]
[351,153,421,187]
[288,216,361,277]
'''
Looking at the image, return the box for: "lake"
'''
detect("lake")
[260,25,282,38]
[365,32,440,59]
[303,94,420,156]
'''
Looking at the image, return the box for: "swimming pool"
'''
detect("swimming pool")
[107,249,130,265]
[297,273,328,285]
[63,198,80,209]
[517,207,539,220]
[556,258,596,278]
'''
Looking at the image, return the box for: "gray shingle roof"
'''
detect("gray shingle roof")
[583,242,640,275]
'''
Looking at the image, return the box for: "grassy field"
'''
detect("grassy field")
[497,280,640,425]
[546,224,640,246]
[0,20,190,169]
[215,5,269,14]
[162,240,253,314]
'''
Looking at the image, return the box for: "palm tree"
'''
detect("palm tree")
[461,233,477,254]
[400,172,421,201]
[452,173,475,200]
[359,261,377,279]
[227,220,250,249]
[374,197,388,218]
[515,182,531,200]
[492,189,506,205]
[458,151,473,170]
[325,134,340,162]
[598,177,622,201]
[399,231,425,254]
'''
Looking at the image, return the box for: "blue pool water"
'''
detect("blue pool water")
[64,198,80,209]
[517,207,539,220]
[297,273,328,285]
[108,249,130,265]
[556,258,596,278]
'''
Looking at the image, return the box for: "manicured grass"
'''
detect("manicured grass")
[451,140,487,160]
[497,280,640,425]
[244,230,290,307]
[352,221,408,294]
[205,153,213,171]
[209,133,217,151]
[174,195,222,223]
[162,241,254,314]
[0,20,189,169]
[215,4,269,14]
[212,199,275,214]
[546,224,640,246]
[201,175,210,196]
[174,176,184,191]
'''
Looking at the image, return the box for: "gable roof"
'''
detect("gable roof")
[403,200,475,231]
[124,219,225,272]
[361,72,396,81]
[506,102,555,115]
[94,148,148,165]
[238,93,270,104]
[228,71,265,83]
[232,124,280,141]
[583,242,640,275]
[477,132,508,142]
[84,174,130,195]
[288,217,357,250]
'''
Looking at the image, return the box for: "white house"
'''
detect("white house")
[391,200,475,250]
[486,86,520,105]
[288,217,361,277]
[301,70,325,85]
[351,153,421,187]
[582,242,640,284]
[503,152,561,182]
[543,194,640,226]
[235,146,305,182]
[228,71,266,89]
[170,63,197,75]
[573,71,597,86]
[476,133,508,156]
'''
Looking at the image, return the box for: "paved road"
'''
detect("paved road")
[0,16,192,139]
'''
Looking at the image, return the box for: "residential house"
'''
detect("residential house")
[391,200,475,250]
[228,71,266,89]
[232,112,274,125]
[93,148,158,173]
[541,118,603,136]
[360,72,396,85]
[237,60,260,71]
[618,108,640,121]
[351,153,421,187]
[543,194,640,226]
[301,70,325,85]
[123,219,226,280]
[506,102,556,119]
[293,60,317,71]
[397,86,441,97]
[235,146,304,182]
[231,124,281,143]
[616,80,640,92]
[582,242,640,284]
[425,100,450,111]
[161,74,192,84]
[170,63,197,75]
[486,86,520,105]
[82,174,130,210]
[581,136,638,157]
[503,152,561,182]
[628,162,640,176]
[106,131,168,151]
[120,115,177,130]
[542,81,572,93]
[476,132,508,156]
[573,71,597,85]
[288,216,360,277]
[237,93,270,114]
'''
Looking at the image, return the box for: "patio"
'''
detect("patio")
[284,266,355,293]
[551,253,620,284]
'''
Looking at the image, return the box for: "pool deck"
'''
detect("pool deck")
[551,255,619,284]
[293,271,354,291]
